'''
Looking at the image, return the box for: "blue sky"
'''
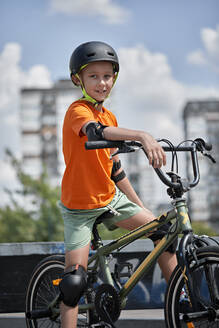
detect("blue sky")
[1,0,219,84]
[0,0,219,204]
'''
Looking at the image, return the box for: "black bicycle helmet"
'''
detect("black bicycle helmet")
[69,41,119,76]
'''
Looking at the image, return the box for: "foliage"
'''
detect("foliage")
[0,150,63,243]
[191,221,217,236]
[99,224,127,240]
[0,203,36,243]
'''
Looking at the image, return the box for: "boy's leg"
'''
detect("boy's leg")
[156,249,177,282]
[115,208,177,282]
[60,242,90,328]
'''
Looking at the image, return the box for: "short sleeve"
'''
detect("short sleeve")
[68,103,95,136]
[111,112,118,127]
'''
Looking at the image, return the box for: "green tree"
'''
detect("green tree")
[0,150,63,242]
[0,201,36,243]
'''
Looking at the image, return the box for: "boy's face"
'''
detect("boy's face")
[79,61,115,103]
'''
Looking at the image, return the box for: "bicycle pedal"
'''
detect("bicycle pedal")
[114,262,133,280]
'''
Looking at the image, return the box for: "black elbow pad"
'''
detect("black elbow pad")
[86,122,108,141]
[111,160,121,175]
[111,170,126,183]
[111,160,126,183]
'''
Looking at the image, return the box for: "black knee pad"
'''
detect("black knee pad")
[149,222,178,254]
[59,264,87,307]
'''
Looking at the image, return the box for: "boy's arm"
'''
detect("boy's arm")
[82,121,165,168]
[103,126,166,168]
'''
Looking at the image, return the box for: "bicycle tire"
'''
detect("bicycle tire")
[165,246,219,328]
[25,254,95,328]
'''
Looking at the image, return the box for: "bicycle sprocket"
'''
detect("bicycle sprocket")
[94,284,121,323]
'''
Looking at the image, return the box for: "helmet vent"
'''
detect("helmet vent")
[87,52,95,57]
[107,52,114,57]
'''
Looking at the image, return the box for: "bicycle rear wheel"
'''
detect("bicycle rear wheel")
[165,246,219,328]
[25,255,94,328]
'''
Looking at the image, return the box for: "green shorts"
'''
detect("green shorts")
[58,188,142,251]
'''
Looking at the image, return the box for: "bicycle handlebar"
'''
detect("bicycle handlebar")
[85,138,213,190]
[85,140,126,150]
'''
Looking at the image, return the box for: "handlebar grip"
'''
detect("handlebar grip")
[204,142,212,151]
[194,138,212,151]
[85,140,124,149]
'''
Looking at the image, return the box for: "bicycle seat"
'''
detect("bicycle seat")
[95,210,115,225]
[91,210,117,249]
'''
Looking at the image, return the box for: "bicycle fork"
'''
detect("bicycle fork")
[178,232,219,324]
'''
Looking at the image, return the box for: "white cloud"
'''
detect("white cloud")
[50,0,130,24]
[23,65,52,88]
[112,45,219,143]
[187,49,207,66]
[187,25,219,71]
[0,43,52,112]
[0,43,21,110]
[202,26,219,59]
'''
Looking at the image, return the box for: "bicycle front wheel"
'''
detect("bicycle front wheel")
[25,254,95,328]
[165,246,219,328]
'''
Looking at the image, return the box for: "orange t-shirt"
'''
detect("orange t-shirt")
[61,100,118,209]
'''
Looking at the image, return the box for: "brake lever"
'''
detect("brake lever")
[110,144,136,158]
[195,140,216,164]
[203,152,216,163]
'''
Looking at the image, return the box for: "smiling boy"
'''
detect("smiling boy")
[59,41,177,328]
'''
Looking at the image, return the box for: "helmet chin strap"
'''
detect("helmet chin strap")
[75,73,103,108]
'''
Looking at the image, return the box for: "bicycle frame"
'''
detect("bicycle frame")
[82,196,192,312]
[26,137,219,327]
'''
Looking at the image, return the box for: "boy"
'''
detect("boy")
[59,41,177,328]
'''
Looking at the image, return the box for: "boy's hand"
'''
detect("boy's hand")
[140,133,166,168]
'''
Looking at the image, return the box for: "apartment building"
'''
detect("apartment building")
[183,100,219,224]
[20,80,80,185]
